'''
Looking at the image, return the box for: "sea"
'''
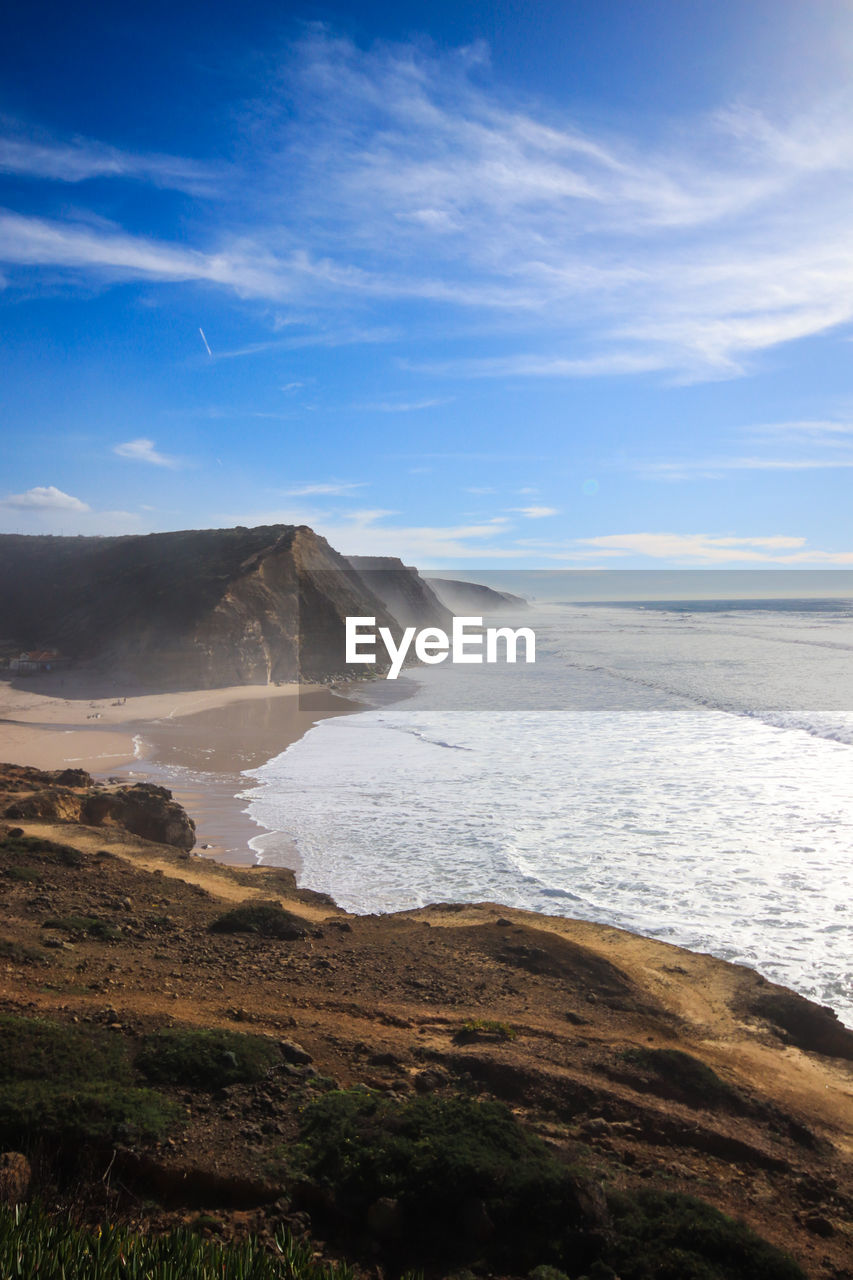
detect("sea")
[240,585,853,1028]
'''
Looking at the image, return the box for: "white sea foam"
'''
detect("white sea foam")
[242,605,853,1026]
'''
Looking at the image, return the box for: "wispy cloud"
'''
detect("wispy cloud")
[0,484,89,511]
[356,397,452,412]
[0,128,220,194]
[634,455,853,481]
[113,438,183,468]
[283,481,367,496]
[744,418,853,442]
[4,36,853,379]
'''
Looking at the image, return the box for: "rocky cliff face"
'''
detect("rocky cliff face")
[0,526,402,687]
[347,556,452,629]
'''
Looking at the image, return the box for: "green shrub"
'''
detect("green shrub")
[0,1204,355,1280]
[607,1189,806,1280]
[0,1013,179,1150]
[137,1027,279,1090]
[296,1090,597,1269]
[0,1080,179,1148]
[0,1014,130,1085]
[209,901,308,939]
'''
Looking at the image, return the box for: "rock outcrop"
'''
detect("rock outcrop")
[3,770,196,852]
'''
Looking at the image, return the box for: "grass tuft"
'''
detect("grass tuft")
[454,1018,517,1043]
[0,1204,355,1280]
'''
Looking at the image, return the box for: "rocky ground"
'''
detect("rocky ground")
[0,763,851,1277]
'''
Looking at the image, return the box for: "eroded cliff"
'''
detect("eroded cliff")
[0,526,401,687]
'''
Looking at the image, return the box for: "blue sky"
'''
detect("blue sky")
[3,0,853,567]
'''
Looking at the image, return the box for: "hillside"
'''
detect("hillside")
[0,527,402,688]
[0,764,851,1278]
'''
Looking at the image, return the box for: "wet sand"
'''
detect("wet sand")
[112,688,362,868]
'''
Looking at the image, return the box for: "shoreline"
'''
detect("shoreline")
[0,674,369,868]
[0,672,414,871]
[114,685,368,868]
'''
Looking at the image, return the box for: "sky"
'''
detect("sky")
[3,0,853,568]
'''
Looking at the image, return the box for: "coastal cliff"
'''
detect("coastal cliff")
[426,577,529,614]
[347,556,453,629]
[0,763,850,1278]
[0,526,402,687]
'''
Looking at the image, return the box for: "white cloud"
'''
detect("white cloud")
[512,505,558,518]
[113,438,182,468]
[0,485,89,511]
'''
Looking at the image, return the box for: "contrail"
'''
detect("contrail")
[199,327,213,358]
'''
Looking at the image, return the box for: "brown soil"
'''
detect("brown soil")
[0,766,851,1277]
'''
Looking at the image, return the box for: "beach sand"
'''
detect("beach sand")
[0,673,361,865]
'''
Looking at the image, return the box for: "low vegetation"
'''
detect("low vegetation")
[0,936,46,965]
[454,1018,517,1043]
[607,1188,806,1280]
[4,864,42,883]
[0,832,84,867]
[209,901,308,940]
[0,1014,179,1152]
[137,1026,280,1090]
[294,1089,806,1278]
[295,1089,600,1270]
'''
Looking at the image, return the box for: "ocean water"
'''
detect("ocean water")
[242,601,853,1026]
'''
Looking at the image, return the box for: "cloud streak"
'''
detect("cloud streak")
[0,129,220,194]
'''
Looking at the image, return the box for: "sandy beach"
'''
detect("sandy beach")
[0,673,360,865]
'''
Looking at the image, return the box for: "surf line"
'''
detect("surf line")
[345,615,536,680]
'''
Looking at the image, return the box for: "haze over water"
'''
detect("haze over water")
[245,595,853,1027]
